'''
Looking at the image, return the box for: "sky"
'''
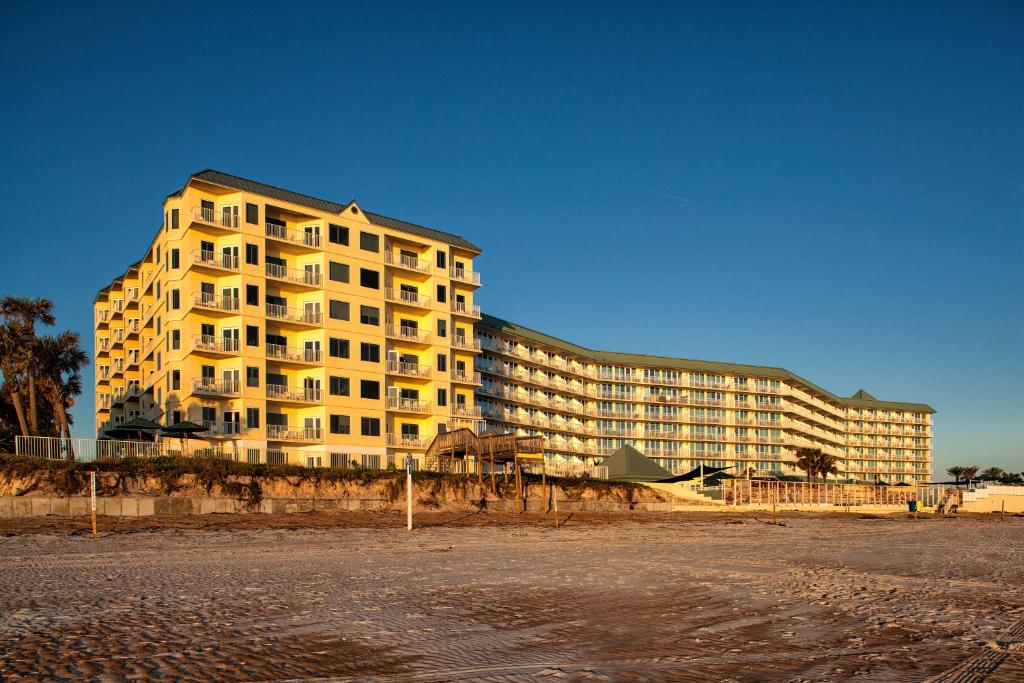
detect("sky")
[0,1,1021,475]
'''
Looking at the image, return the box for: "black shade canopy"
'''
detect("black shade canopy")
[160,421,209,435]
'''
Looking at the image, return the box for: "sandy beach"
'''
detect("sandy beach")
[1,511,1021,681]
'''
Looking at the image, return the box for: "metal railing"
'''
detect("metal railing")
[385,324,432,343]
[193,335,240,353]
[192,205,239,228]
[385,251,431,273]
[266,384,324,403]
[265,303,322,325]
[192,249,239,271]
[386,396,432,413]
[452,335,482,351]
[265,222,321,247]
[193,292,240,312]
[386,360,432,378]
[265,262,322,286]
[385,287,431,308]
[386,433,432,448]
[265,344,322,364]
[15,436,224,462]
[449,267,481,285]
[192,379,240,395]
[451,369,481,384]
[450,301,481,317]
[267,425,323,441]
[451,404,482,418]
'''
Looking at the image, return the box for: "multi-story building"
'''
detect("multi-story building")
[94,169,933,480]
[94,170,483,466]
[475,315,934,483]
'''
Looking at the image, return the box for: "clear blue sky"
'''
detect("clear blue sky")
[1,1,1021,473]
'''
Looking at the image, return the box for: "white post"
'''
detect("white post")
[406,453,413,531]
[90,471,97,539]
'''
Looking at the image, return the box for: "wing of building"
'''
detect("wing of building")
[94,169,933,481]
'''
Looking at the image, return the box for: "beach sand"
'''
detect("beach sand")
[1,511,1021,681]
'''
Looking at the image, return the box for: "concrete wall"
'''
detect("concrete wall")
[0,495,673,518]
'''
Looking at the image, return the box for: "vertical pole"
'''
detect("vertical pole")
[551,484,557,527]
[772,482,777,525]
[90,471,97,539]
[406,454,413,532]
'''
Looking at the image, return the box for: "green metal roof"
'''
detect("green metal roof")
[479,313,935,414]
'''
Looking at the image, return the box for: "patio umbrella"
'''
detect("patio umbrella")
[102,427,135,440]
[160,420,209,454]
[119,416,162,442]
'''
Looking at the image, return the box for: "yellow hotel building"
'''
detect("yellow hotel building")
[95,170,933,480]
[94,170,483,467]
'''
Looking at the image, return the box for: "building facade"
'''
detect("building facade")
[94,170,483,467]
[475,316,933,483]
[94,170,933,480]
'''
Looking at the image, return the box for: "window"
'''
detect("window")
[156,246,161,263]
[436,285,446,303]
[246,325,259,347]
[156,352,161,370]
[329,224,349,245]
[245,203,258,225]
[171,370,180,391]
[359,268,380,289]
[329,261,349,282]
[329,338,350,358]
[437,388,447,407]
[246,366,259,387]
[171,208,179,229]
[245,243,259,265]
[361,417,381,436]
[329,300,349,321]
[359,231,379,252]
[246,407,260,429]
[330,415,351,434]
[170,289,180,310]
[436,250,447,268]
[246,285,259,306]
[360,380,380,400]
[437,319,447,338]
[359,305,379,326]
[170,249,179,269]
[329,376,350,396]
[170,329,180,350]
[156,282,160,300]
[437,354,447,372]
[360,342,380,363]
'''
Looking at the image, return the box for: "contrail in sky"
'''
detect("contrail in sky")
[653,190,693,204]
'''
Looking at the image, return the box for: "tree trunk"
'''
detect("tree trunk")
[59,407,73,461]
[10,390,29,437]
[28,373,38,434]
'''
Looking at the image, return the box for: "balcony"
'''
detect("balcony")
[192,292,240,313]
[265,344,322,365]
[450,335,481,352]
[386,433,432,449]
[192,379,240,396]
[265,263,322,288]
[111,385,143,404]
[451,369,482,385]
[199,420,243,438]
[267,425,323,442]
[450,301,481,318]
[192,334,240,355]
[385,324,432,344]
[386,360,432,378]
[192,205,239,230]
[385,287,431,309]
[449,266,481,286]
[192,249,239,272]
[265,222,321,249]
[266,384,324,404]
[125,320,140,336]
[265,303,322,326]
[385,251,431,274]
[386,396,432,414]
[451,404,482,418]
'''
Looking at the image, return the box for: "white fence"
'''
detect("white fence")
[14,436,224,462]
[543,461,610,480]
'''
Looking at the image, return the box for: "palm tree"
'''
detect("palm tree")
[981,467,1004,481]
[961,466,979,486]
[793,447,840,483]
[36,331,89,458]
[0,322,30,435]
[946,466,966,486]
[0,296,55,435]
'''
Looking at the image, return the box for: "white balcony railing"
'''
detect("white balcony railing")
[450,301,481,317]
[192,249,239,271]
[265,222,321,248]
[265,384,323,403]
[452,335,481,351]
[450,404,482,418]
[192,379,240,396]
[385,287,431,309]
[192,205,239,229]
[265,344,322,364]
[192,335,240,354]
[451,370,481,384]
[265,303,322,325]
[192,292,240,312]
[265,263,322,287]
[386,396,432,413]
[386,433,432,449]
[385,324,431,343]
[449,267,481,285]
[386,360,432,378]
[267,425,323,441]
[385,251,431,273]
